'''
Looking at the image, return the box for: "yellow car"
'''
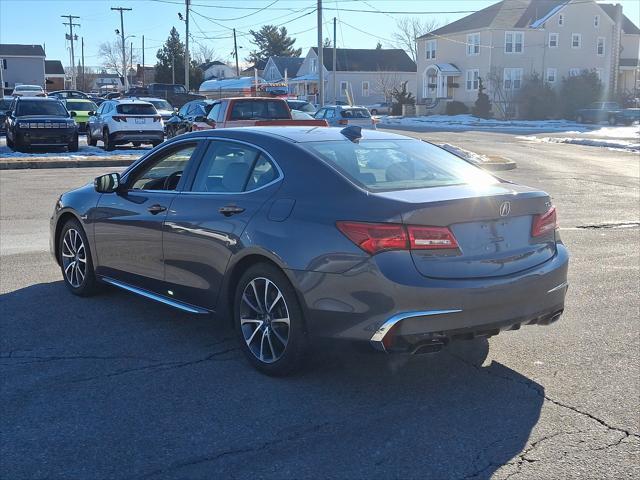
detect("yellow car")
[64,99,98,133]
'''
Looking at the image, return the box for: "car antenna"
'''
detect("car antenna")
[340,125,362,143]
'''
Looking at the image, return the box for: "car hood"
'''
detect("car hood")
[16,115,73,121]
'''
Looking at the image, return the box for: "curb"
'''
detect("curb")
[0,158,135,170]
[481,160,517,171]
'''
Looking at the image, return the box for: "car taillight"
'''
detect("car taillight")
[531,206,557,237]
[112,115,126,122]
[407,226,459,249]
[336,221,459,255]
[338,119,348,125]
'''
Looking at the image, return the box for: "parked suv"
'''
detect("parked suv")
[314,105,377,129]
[86,98,164,150]
[5,97,78,152]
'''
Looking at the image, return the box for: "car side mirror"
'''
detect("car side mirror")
[173,107,179,113]
[94,173,121,193]
[88,111,95,116]
[70,111,77,117]
[194,115,207,122]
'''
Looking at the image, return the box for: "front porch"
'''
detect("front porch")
[421,63,462,105]
[288,74,324,103]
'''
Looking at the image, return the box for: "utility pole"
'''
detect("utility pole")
[317,0,324,106]
[61,15,80,89]
[233,28,240,77]
[81,37,85,91]
[184,0,190,91]
[111,6,132,92]
[172,55,175,84]
[142,35,145,87]
[333,17,337,104]
[130,41,133,86]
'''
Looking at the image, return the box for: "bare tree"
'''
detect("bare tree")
[375,69,402,103]
[192,42,220,65]
[392,17,439,63]
[98,40,137,77]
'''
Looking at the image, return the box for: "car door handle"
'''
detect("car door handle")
[218,205,245,216]
[148,204,167,215]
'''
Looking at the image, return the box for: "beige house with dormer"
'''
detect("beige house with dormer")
[415,0,640,114]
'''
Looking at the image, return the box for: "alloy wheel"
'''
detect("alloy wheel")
[61,228,87,288]
[239,277,290,364]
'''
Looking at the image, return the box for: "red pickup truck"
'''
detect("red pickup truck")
[192,97,327,130]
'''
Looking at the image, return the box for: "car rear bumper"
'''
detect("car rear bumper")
[111,130,164,143]
[290,242,569,350]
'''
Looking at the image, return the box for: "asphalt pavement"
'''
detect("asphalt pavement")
[1,131,638,479]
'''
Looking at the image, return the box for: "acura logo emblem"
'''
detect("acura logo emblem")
[499,201,511,217]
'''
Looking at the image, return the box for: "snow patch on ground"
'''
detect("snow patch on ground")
[579,125,640,139]
[518,135,640,153]
[379,114,590,132]
[0,144,147,158]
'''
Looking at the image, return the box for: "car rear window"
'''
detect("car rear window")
[66,101,97,111]
[340,108,370,119]
[229,100,289,120]
[16,101,68,117]
[16,85,43,91]
[149,100,172,110]
[116,103,157,115]
[304,139,497,192]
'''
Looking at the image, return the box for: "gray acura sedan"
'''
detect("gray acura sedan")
[50,126,569,375]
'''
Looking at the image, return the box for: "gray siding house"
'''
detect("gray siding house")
[0,44,46,91]
[290,47,417,105]
[263,56,304,82]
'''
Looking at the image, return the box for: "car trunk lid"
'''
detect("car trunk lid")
[378,183,556,279]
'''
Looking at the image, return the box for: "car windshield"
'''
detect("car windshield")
[304,139,497,192]
[16,101,68,116]
[0,99,12,110]
[66,101,97,111]
[229,100,290,120]
[149,100,172,110]
[116,103,157,115]
[16,85,42,92]
[340,108,371,119]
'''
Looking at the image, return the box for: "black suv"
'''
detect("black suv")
[5,97,79,152]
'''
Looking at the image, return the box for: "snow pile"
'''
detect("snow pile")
[0,143,148,159]
[439,143,490,165]
[379,114,589,132]
[580,125,640,139]
[519,135,640,153]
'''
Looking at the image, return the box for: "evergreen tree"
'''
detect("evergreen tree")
[154,27,202,89]
[376,41,383,49]
[472,77,492,119]
[246,25,302,66]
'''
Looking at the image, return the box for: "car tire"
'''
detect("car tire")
[576,114,584,124]
[6,134,14,149]
[68,134,79,152]
[58,218,99,296]
[371,109,378,115]
[608,115,616,126]
[234,263,308,376]
[103,129,114,151]
[87,129,97,146]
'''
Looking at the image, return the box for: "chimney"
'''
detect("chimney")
[610,3,623,98]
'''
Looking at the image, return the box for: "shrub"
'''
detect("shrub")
[391,81,415,115]
[560,70,603,118]
[445,101,469,116]
[472,77,492,118]
[517,73,558,119]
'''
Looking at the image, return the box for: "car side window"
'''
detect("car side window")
[314,108,326,119]
[128,143,198,191]
[190,142,277,193]
[207,103,221,121]
[325,109,335,119]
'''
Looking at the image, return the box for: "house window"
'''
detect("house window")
[558,14,564,26]
[594,15,600,28]
[466,69,480,90]
[569,68,581,77]
[505,31,524,53]
[571,33,581,48]
[597,37,605,56]
[426,40,436,60]
[548,33,559,48]
[311,58,317,73]
[546,68,557,83]
[503,68,523,90]
[362,81,370,97]
[340,81,348,96]
[466,33,480,55]
[2,59,6,69]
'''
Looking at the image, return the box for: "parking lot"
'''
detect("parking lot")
[1,129,639,479]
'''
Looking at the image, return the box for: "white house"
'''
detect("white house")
[289,47,417,105]
[200,61,236,81]
[415,0,640,115]
[0,44,46,92]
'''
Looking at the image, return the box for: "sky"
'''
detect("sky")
[1,0,639,70]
